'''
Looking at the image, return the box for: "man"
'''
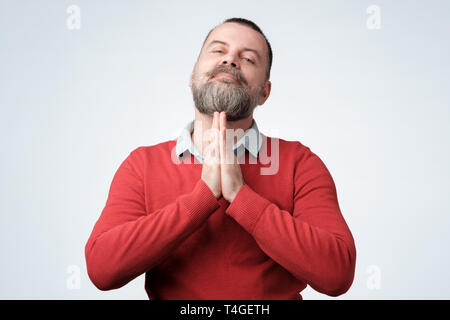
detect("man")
[85,18,356,300]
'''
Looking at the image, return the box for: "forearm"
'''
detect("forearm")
[226,184,356,296]
[85,179,219,290]
[253,204,356,296]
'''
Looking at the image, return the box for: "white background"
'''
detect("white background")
[1,0,449,299]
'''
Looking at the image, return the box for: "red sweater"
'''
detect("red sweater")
[85,135,356,299]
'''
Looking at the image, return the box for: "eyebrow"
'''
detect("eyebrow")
[206,40,261,60]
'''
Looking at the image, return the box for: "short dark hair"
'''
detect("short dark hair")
[201,17,273,80]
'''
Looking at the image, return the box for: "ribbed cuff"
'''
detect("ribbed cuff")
[225,184,271,234]
[182,180,221,225]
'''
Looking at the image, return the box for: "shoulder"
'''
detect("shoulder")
[261,135,338,197]
[131,139,176,156]
[123,139,177,169]
[262,134,331,174]
[262,134,312,161]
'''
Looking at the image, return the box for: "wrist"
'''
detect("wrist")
[227,182,244,203]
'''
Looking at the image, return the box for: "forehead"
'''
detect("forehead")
[204,22,267,57]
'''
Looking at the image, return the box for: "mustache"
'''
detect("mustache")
[205,65,248,86]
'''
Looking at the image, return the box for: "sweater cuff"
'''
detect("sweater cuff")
[225,184,271,234]
[182,180,221,225]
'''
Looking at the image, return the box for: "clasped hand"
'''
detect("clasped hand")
[201,111,245,202]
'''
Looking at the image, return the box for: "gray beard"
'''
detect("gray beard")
[191,78,260,122]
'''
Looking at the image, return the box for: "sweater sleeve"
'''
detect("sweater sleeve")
[85,148,220,291]
[225,145,356,297]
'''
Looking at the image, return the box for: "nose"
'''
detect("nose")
[221,54,239,69]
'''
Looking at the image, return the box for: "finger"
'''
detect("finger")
[220,111,227,132]
[216,112,221,130]
[215,125,221,165]
[219,119,225,164]
[209,112,220,164]
[205,112,217,145]
[212,111,218,129]
[217,112,224,163]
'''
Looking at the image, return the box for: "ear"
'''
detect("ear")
[189,70,193,88]
[258,80,272,105]
[189,62,197,88]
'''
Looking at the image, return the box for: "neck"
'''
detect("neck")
[191,108,254,155]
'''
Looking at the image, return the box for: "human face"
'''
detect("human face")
[190,23,271,121]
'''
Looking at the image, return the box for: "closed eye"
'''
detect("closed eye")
[243,57,254,64]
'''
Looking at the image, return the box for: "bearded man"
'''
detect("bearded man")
[85,17,357,300]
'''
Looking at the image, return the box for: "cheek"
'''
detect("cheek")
[193,66,209,83]
[242,72,260,88]
[198,55,219,71]
[197,62,216,79]
[246,69,266,88]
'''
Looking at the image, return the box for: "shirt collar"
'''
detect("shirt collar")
[175,119,262,163]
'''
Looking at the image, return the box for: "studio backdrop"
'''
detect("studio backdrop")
[0,0,449,299]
